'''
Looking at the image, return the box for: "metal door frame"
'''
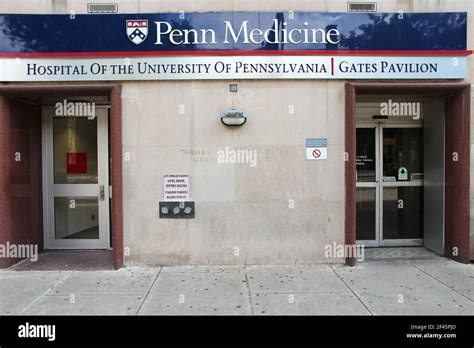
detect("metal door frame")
[356,123,423,247]
[379,123,423,246]
[42,106,110,249]
[356,125,380,247]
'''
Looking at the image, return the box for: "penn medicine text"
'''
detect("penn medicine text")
[154,19,341,45]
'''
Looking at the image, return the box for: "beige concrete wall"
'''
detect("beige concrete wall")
[1,0,473,262]
[122,80,345,265]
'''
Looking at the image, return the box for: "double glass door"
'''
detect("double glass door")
[356,125,424,246]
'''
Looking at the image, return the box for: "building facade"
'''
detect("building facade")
[0,0,473,269]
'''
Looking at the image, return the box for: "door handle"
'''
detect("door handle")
[99,185,105,201]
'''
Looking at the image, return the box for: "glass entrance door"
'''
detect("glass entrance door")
[356,127,379,246]
[356,125,423,246]
[42,106,110,249]
[381,127,423,245]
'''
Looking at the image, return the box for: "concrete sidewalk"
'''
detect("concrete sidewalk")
[1,256,473,315]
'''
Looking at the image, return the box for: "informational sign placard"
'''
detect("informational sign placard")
[159,201,195,219]
[163,174,190,201]
[0,56,466,81]
[306,138,327,160]
[0,12,468,81]
[0,12,467,55]
[397,167,408,181]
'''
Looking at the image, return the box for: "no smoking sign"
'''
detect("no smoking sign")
[312,149,321,158]
[306,138,327,160]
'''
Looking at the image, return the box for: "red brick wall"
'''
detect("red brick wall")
[444,88,471,263]
[0,97,43,268]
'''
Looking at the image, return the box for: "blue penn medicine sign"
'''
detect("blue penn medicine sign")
[0,12,469,81]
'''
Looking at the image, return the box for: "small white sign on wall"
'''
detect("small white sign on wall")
[163,174,190,201]
[306,138,328,160]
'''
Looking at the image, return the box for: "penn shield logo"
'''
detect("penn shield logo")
[126,20,148,45]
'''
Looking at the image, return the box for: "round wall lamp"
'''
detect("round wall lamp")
[220,108,247,126]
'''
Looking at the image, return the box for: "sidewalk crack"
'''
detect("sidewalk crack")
[135,267,162,315]
[329,265,374,315]
[410,263,473,303]
[19,271,73,314]
[244,266,255,315]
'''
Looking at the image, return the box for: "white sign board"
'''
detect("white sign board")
[0,56,466,81]
[306,138,327,160]
[163,174,190,201]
